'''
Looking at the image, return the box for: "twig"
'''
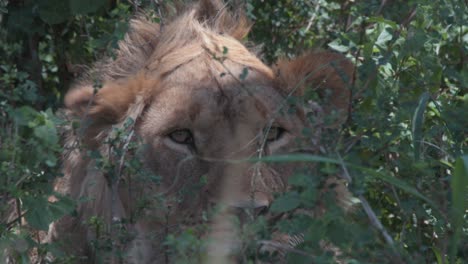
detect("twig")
[390,185,403,209]
[6,211,27,230]
[116,130,135,177]
[15,198,21,226]
[160,155,195,195]
[304,3,321,32]
[418,140,451,158]
[376,0,389,15]
[201,45,254,97]
[109,121,136,263]
[358,194,395,246]
[164,205,171,264]
[127,0,140,13]
[336,153,396,247]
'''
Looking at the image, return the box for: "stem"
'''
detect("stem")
[336,153,397,248]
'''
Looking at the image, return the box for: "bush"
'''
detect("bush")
[1,0,466,263]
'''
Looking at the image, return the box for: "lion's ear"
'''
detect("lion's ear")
[274,52,354,127]
[65,75,149,124]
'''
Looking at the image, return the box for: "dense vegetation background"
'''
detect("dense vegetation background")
[0,0,466,263]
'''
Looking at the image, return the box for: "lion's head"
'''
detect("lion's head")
[50,0,353,262]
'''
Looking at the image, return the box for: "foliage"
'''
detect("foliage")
[1,0,467,263]
[245,0,467,263]
[0,24,74,262]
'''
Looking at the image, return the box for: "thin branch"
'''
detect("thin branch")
[116,130,135,177]
[376,0,389,15]
[336,153,396,248]
[304,3,321,32]
[15,198,21,226]
[201,45,254,97]
[160,155,195,195]
[109,120,136,263]
[6,211,27,230]
[358,194,395,246]
[417,140,451,158]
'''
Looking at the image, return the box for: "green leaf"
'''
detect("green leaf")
[255,153,438,210]
[48,196,76,220]
[270,192,301,213]
[34,123,58,146]
[23,196,53,231]
[26,208,52,231]
[367,17,398,29]
[432,247,443,264]
[23,195,75,231]
[69,0,107,15]
[375,26,393,48]
[303,218,326,244]
[449,156,468,262]
[239,67,249,80]
[412,92,430,160]
[37,0,71,25]
[285,252,313,264]
[328,39,350,52]
[7,5,45,35]
[288,173,314,187]
[404,29,427,54]
[277,214,312,235]
[45,155,57,167]
[361,167,438,210]
[13,106,38,126]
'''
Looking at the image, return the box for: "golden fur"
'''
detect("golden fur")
[49,0,354,263]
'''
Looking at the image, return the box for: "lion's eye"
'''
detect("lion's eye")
[266,127,285,142]
[169,129,194,144]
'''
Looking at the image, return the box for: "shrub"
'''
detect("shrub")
[0,0,466,263]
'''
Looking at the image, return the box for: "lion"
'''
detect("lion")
[48,0,354,263]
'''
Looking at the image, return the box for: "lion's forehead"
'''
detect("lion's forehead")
[140,81,297,138]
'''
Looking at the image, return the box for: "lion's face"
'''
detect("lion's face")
[138,58,303,212]
[54,2,353,262]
